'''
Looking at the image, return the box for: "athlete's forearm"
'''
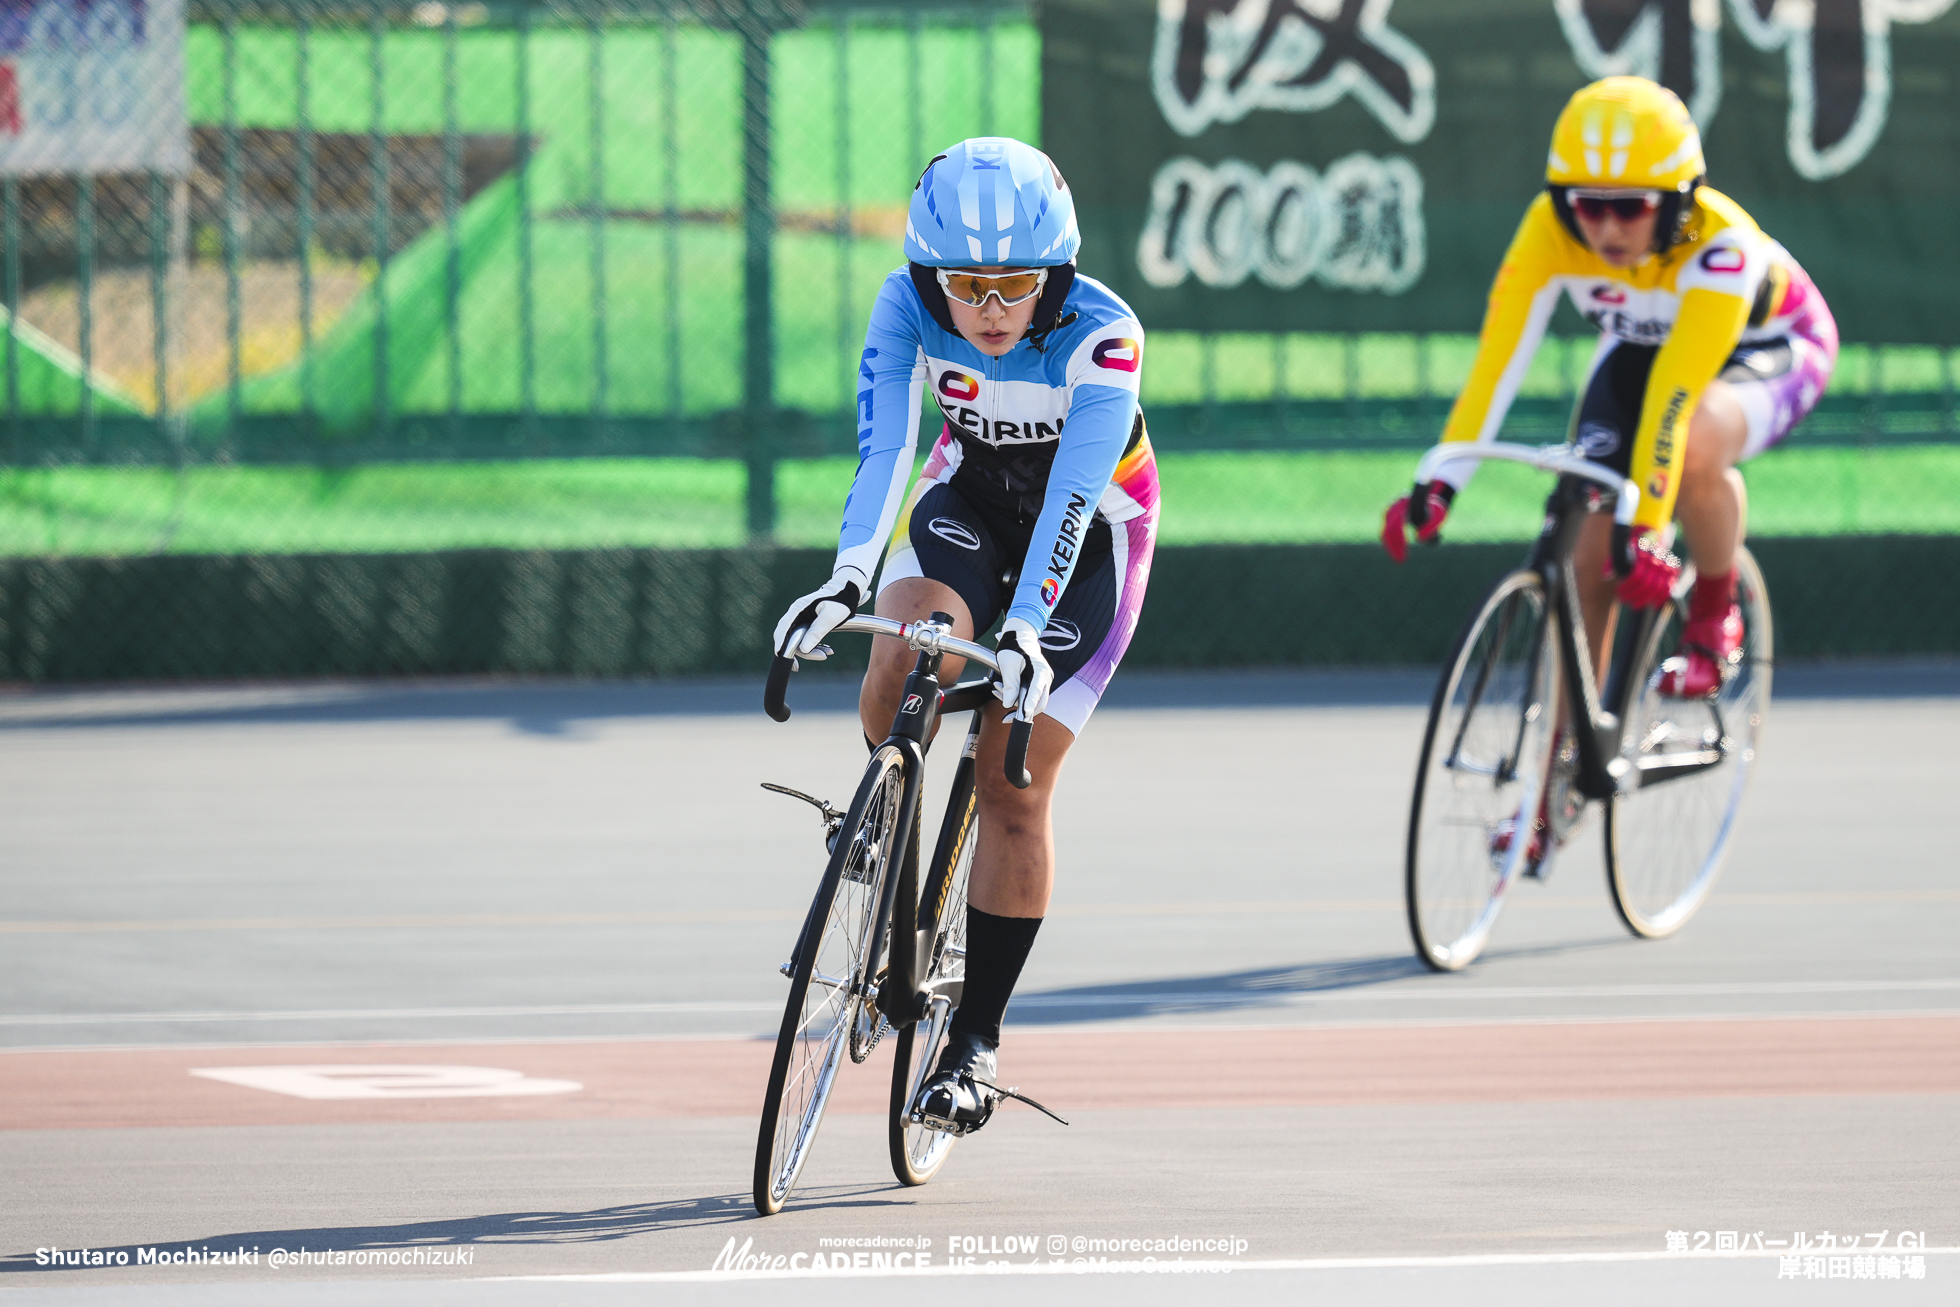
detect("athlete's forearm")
[1629,287,1750,531]
[1432,237,1560,493]
[1005,385,1134,629]
[834,349,926,579]
[1441,286,1556,448]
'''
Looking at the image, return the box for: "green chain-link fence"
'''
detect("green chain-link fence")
[0,1,1953,677]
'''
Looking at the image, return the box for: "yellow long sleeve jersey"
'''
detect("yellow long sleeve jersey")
[1434,187,1798,531]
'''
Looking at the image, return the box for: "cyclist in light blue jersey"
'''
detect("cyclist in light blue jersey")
[772,137,1161,1135]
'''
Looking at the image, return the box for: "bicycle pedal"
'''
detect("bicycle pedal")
[909,1108,973,1137]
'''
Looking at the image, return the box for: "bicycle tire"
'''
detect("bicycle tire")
[889,760,977,1186]
[1605,545,1773,938]
[1406,568,1559,971]
[753,745,907,1216]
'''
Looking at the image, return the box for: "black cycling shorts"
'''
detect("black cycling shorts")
[1572,335,1811,474]
[877,428,1161,736]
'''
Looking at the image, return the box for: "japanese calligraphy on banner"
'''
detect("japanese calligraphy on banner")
[1041,0,1960,343]
[0,0,190,175]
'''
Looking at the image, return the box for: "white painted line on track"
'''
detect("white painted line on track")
[0,1002,781,1026]
[7,978,1959,1028]
[0,910,802,934]
[189,1064,585,1099]
[489,1248,1960,1283]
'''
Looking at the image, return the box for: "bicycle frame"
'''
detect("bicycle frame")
[1415,441,1669,801]
[766,614,1030,1032]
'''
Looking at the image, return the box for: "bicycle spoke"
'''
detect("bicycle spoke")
[889,758,978,1188]
[756,749,907,1215]
[1606,548,1772,938]
[1407,571,1557,971]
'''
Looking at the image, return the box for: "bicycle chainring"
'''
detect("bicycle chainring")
[849,968,891,1062]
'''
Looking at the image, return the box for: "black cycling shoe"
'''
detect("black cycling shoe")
[913,1029,1001,1135]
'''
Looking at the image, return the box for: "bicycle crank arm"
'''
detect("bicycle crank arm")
[1629,750,1726,788]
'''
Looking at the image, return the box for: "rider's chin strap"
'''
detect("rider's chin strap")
[1022,261,1077,353]
[1022,310,1077,355]
[970,1079,1070,1126]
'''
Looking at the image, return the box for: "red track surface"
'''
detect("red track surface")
[5,1015,1956,1132]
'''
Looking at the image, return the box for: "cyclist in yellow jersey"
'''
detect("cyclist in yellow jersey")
[1383,77,1837,699]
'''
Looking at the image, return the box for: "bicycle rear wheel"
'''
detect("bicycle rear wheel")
[1407,568,1558,971]
[753,745,906,1215]
[889,760,977,1186]
[1605,546,1773,938]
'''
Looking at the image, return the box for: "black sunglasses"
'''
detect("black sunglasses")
[1570,191,1661,222]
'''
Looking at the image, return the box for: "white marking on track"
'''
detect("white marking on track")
[189,1064,582,1100]
[0,1001,778,1026]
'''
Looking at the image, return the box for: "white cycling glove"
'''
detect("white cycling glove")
[772,566,869,662]
[994,617,1053,721]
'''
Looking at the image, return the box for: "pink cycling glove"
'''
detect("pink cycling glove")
[1381,482,1453,564]
[1612,527,1682,609]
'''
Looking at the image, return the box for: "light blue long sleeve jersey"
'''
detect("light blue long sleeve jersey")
[833,268,1148,633]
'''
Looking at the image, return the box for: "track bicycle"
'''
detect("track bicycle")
[753,613,1034,1215]
[1404,441,1773,971]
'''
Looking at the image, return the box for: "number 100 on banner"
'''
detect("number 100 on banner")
[1135,152,1426,295]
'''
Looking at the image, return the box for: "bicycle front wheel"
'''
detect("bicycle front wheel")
[1407,568,1558,971]
[1605,546,1773,938]
[890,760,977,1186]
[753,745,906,1215]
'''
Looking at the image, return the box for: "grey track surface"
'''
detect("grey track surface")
[3,662,1957,1303]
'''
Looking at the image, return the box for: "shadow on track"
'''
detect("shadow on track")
[0,1186,915,1273]
[0,678,865,735]
[0,665,1440,733]
[1007,937,1640,1023]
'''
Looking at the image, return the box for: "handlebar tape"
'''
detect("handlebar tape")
[764,654,794,722]
[1005,715,1033,790]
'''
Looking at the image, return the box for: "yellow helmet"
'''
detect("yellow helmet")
[1546,77,1703,191]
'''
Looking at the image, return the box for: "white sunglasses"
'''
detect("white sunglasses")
[936,267,1048,308]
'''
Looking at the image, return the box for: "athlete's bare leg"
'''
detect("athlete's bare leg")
[862,577,1069,919]
[1572,514,1621,683]
[1673,378,1750,579]
[1571,378,1751,676]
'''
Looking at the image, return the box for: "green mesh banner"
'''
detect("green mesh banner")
[1042,0,1960,343]
[0,537,1953,681]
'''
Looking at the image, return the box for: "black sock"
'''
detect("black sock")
[950,908,1043,1046]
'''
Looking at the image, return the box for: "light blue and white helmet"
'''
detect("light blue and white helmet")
[904,137,1080,268]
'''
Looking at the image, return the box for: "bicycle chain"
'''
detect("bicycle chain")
[849,999,890,1062]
